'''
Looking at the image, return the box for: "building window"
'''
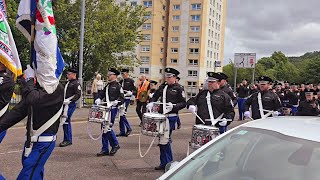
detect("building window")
[207,50,209,57]
[143,34,151,41]
[209,18,211,26]
[160,58,163,63]
[161,26,165,32]
[140,56,150,63]
[131,1,137,6]
[163,5,166,10]
[191,3,202,10]
[172,15,180,21]
[140,67,149,74]
[171,48,178,53]
[191,15,201,21]
[187,92,197,98]
[161,37,164,42]
[171,37,179,42]
[143,1,152,7]
[190,26,200,32]
[190,37,200,43]
[141,45,150,52]
[189,48,199,54]
[188,70,198,77]
[162,16,165,21]
[173,4,180,10]
[172,26,179,31]
[187,81,197,88]
[160,48,164,53]
[142,23,151,30]
[143,11,152,19]
[159,69,162,73]
[170,59,178,64]
[188,59,198,65]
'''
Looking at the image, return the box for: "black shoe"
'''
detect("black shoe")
[139,123,142,127]
[125,130,132,136]
[177,124,181,129]
[109,145,120,156]
[116,133,127,137]
[154,166,165,171]
[59,141,72,147]
[96,151,109,157]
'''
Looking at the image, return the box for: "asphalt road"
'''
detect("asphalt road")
[0,113,247,180]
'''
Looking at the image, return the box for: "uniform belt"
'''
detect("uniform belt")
[166,113,177,117]
[31,135,57,143]
[292,105,299,108]
[124,97,131,99]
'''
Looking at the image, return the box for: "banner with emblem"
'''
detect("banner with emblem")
[16,0,64,94]
[0,0,22,79]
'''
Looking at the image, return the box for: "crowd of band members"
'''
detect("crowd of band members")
[1,60,320,178]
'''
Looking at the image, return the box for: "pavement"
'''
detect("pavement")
[1,106,246,180]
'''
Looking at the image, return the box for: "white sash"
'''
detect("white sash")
[0,103,9,117]
[257,92,264,118]
[105,85,110,105]
[61,81,75,125]
[162,85,168,114]
[206,91,224,125]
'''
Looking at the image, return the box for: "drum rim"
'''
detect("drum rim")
[143,112,166,118]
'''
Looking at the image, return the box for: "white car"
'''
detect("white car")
[159,116,320,180]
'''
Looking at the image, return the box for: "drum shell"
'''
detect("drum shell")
[190,125,219,149]
[88,105,110,123]
[141,113,166,137]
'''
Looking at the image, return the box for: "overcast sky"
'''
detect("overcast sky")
[224,0,320,64]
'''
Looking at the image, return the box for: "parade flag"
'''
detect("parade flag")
[16,0,65,94]
[0,0,22,79]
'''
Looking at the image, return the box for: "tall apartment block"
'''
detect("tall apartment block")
[117,0,226,97]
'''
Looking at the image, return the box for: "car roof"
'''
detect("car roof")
[242,116,320,142]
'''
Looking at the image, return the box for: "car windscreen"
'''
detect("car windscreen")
[167,127,320,180]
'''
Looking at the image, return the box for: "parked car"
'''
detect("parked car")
[159,116,320,180]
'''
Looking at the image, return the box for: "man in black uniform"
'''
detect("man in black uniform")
[0,65,64,179]
[174,76,184,130]
[146,68,186,170]
[187,72,234,133]
[117,69,135,137]
[95,68,124,156]
[285,83,300,115]
[59,68,81,147]
[236,79,250,120]
[296,89,319,116]
[218,72,237,106]
[244,76,281,120]
[0,62,15,143]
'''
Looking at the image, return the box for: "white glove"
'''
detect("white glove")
[273,111,280,116]
[188,105,197,113]
[165,102,174,112]
[64,99,71,105]
[125,91,133,96]
[95,98,101,105]
[146,102,154,111]
[244,111,251,117]
[25,65,35,80]
[219,119,227,126]
[111,101,118,106]
[149,93,154,99]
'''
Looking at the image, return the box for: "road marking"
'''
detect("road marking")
[0,150,22,155]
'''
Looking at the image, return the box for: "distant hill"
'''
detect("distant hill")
[288,51,320,66]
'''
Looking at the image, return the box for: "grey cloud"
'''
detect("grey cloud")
[224,0,320,62]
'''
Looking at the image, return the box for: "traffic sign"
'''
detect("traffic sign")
[234,53,256,68]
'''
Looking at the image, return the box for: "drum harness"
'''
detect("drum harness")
[87,84,120,141]
[24,84,68,157]
[139,85,172,158]
[0,103,9,118]
[256,92,275,120]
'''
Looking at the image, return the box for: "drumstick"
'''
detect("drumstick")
[192,112,206,124]
[153,102,177,106]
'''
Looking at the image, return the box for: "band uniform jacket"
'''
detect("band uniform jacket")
[237,85,250,98]
[296,100,320,116]
[187,89,234,127]
[0,71,14,113]
[65,79,81,102]
[98,80,124,107]
[119,78,136,98]
[0,79,64,134]
[245,90,281,120]
[220,84,238,106]
[150,83,186,114]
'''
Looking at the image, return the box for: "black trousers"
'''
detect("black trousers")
[136,100,147,122]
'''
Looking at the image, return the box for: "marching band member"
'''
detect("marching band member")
[296,89,320,116]
[0,62,15,143]
[136,74,150,126]
[95,68,124,156]
[244,76,281,120]
[148,80,158,99]
[187,72,234,134]
[59,68,81,147]
[0,65,64,179]
[117,69,135,137]
[147,68,186,171]
[217,72,238,107]
[174,77,183,130]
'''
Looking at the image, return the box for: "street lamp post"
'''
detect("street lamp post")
[78,0,85,107]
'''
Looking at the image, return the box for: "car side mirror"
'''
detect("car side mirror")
[165,161,179,172]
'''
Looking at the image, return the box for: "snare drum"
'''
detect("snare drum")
[141,113,166,137]
[190,124,220,149]
[88,105,110,123]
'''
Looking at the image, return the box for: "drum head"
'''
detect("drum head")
[143,113,166,118]
[194,124,218,131]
